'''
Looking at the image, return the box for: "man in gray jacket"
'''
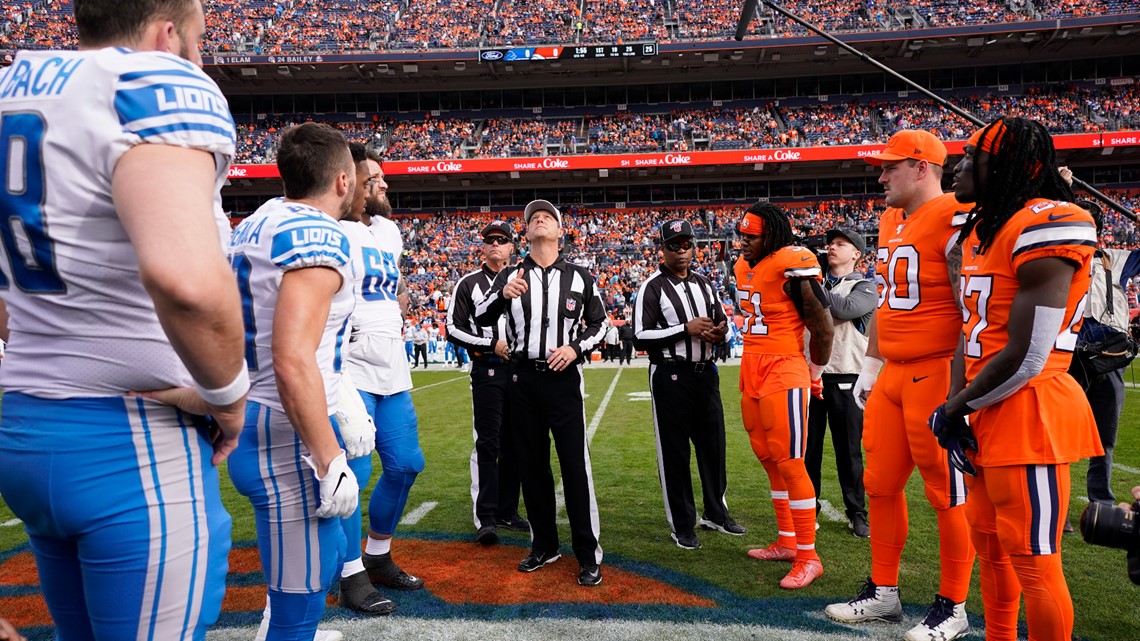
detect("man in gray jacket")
[806,228,876,537]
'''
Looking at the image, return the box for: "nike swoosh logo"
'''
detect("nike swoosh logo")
[332,472,348,494]
[801,257,811,262]
[1048,212,1073,221]
[912,375,929,383]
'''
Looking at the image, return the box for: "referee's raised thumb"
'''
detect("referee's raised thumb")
[515,266,527,281]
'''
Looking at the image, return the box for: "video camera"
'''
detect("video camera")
[1080,499,1140,585]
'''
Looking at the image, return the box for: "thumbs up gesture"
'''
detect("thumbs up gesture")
[504,267,529,300]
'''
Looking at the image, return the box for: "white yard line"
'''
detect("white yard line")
[816,499,846,523]
[1,519,21,527]
[556,368,624,520]
[399,501,439,525]
[409,376,466,393]
[1114,462,1140,475]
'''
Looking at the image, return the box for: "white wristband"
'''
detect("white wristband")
[859,356,885,377]
[196,365,250,407]
[809,361,825,380]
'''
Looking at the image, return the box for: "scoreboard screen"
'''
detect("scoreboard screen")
[479,42,658,63]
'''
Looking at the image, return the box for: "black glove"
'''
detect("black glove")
[929,404,978,477]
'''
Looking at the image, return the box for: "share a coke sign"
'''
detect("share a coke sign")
[225,131,1140,179]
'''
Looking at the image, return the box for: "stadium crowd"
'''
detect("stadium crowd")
[4,0,1140,53]
[225,84,1140,163]
[383,191,1140,333]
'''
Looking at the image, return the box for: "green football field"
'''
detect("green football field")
[2,361,1139,640]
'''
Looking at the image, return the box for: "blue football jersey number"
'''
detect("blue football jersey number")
[231,252,258,370]
[361,247,400,301]
[0,111,66,293]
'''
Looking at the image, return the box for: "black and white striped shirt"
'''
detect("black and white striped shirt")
[475,255,607,361]
[446,263,507,358]
[632,265,727,363]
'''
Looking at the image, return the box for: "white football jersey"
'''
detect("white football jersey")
[229,198,355,414]
[0,48,235,398]
[341,216,411,395]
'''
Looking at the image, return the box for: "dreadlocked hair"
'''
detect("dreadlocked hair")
[958,117,1074,254]
[746,202,797,261]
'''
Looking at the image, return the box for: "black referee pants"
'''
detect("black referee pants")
[649,362,730,535]
[509,361,601,567]
[469,361,523,529]
[805,373,867,520]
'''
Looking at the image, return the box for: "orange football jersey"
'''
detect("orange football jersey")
[734,246,822,356]
[875,192,970,362]
[959,198,1099,465]
[734,246,822,399]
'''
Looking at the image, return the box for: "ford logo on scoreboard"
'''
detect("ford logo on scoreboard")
[480,50,504,61]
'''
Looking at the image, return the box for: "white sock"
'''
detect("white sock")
[341,557,365,578]
[365,537,391,556]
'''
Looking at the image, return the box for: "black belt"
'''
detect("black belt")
[654,358,714,373]
[471,355,506,365]
[514,359,552,371]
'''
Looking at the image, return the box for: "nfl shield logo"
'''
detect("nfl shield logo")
[488,369,495,377]
[746,273,753,281]
[565,298,576,312]
[896,223,905,235]
[671,374,678,381]
[512,374,518,382]
[670,221,684,233]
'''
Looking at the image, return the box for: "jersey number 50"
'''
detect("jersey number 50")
[0,112,66,293]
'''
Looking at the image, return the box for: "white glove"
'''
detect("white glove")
[303,450,359,519]
[852,356,884,410]
[337,370,375,460]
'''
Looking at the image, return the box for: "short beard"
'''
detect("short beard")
[365,195,392,219]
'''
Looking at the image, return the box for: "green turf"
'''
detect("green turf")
[3,364,1139,640]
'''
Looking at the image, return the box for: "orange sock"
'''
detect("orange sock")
[1011,553,1072,641]
[761,459,797,550]
[869,492,907,587]
[777,458,819,562]
[935,505,975,602]
[973,530,1021,641]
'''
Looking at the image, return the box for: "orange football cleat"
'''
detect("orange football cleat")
[779,559,824,589]
[746,542,796,562]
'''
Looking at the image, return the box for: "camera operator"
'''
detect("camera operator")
[1080,485,1140,585]
[1065,196,1140,514]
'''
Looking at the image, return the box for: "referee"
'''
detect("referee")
[475,199,608,587]
[633,219,745,550]
[446,220,529,546]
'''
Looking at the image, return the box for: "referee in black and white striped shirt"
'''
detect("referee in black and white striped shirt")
[633,219,745,551]
[475,199,608,587]
[446,220,528,546]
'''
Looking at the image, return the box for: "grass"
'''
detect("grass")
[2,362,1140,640]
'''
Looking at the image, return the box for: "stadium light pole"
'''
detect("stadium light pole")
[734,0,1137,222]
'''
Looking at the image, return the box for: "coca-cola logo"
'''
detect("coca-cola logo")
[772,149,801,161]
[435,161,463,172]
[228,166,248,178]
[664,154,692,165]
[541,157,569,169]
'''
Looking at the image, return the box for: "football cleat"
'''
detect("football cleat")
[746,542,796,562]
[363,552,424,590]
[698,514,746,535]
[824,578,903,623]
[779,559,824,589]
[904,595,969,641]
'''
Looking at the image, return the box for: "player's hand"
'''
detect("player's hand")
[503,268,528,299]
[547,345,578,371]
[810,376,824,400]
[0,617,26,641]
[685,316,715,336]
[131,386,246,466]
[337,373,375,460]
[929,404,977,476]
[494,339,511,360]
[852,356,884,410]
[1058,165,1073,187]
[303,450,359,519]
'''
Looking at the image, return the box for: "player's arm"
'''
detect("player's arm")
[446,278,493,352]
[0,298,9,343]
[397,275,409,316]
[946,241,964,310]
[948,334,967,399]
[787,276,833,367]
[115,145,246,460]
[273,266,345,474]
[942,256,1077,418]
